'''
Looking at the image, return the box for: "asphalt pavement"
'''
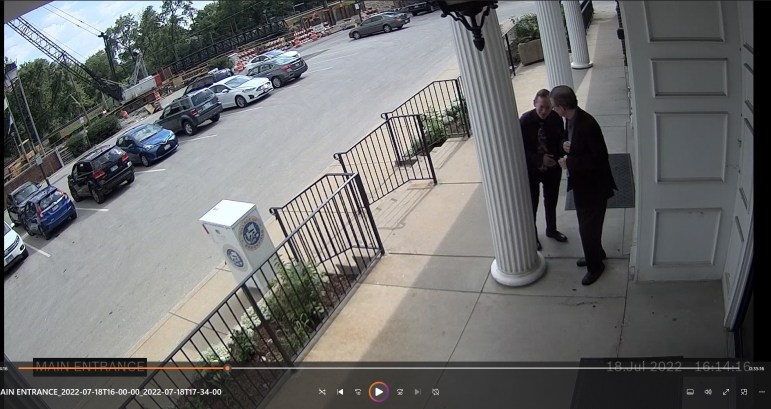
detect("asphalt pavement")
[3,2,537,360]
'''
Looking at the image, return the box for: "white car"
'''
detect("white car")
[4,221,28,272]
[209,75,273,109]
[243,49,300,73]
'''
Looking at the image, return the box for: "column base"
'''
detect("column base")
[490,254,547,287]
[571,61,593,69]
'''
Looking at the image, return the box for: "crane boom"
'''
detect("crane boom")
[7,16,124,102]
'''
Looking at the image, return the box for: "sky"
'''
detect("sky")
[4,1,215,66]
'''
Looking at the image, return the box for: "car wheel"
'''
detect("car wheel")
[22,248,29,258]
[383,24,392,33]
[211,114,221,122]
[42,229,51,240]
[412,11,418,16]
[271,77,283,88]
[140,155,151,167]
[182,120,197,136]
[352,31,361,40]
[90,185,105,204]
[71,210,78,220]
[69,186,82,202]
[126,172,135,185]
[235,96,247,108]
[23,222,34,236]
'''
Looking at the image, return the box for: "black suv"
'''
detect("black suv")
[68,145,135,204]
[7,181,43,225]
[156,88,223,136]
[183,69,233,95]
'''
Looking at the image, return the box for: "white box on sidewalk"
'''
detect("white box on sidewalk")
[199,200,276,292]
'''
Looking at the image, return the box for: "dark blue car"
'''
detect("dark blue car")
[115,124,178,167]
[20,186,77,240]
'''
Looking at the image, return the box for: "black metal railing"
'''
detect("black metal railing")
[385,78,470,141]
[121,173,383,409]
[581,0,594,31]
[333,114,437,204]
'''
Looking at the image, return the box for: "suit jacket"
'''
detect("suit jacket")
[519,109,565,175]
[565,107,618,208]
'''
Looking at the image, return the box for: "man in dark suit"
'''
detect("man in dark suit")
[551,85,617,285]
[520,89,568,251]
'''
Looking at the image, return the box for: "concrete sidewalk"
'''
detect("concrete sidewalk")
[126,0,728,369]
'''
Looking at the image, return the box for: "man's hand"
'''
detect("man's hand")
[558,157,568,169]
[562,141,571,153]
[543,154,557,167]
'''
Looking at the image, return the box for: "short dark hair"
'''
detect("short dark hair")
[534,89,550,102]
[550,85,578,109]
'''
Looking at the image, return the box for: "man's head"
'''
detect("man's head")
[533,89,552,119]
[549,85,578,119]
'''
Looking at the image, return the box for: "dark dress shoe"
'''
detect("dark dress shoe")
[537,239,542,251]
[546,230,568,242]
[576,252,608,267]
[582,263,605,285]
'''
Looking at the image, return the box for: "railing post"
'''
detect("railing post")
[415,115,437,185]
[333,152,348,173]
[353,174,385,254]
[270,207,304,265]
[382,113,406,167]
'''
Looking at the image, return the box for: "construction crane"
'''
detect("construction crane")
[129,50,149,86]
[7,16,124,102]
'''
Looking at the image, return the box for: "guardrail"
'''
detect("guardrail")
[333,114,437,204]
[385,78,470,141]
[581,0,594,30]
[120,173,383,409]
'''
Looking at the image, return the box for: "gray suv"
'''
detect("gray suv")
[349,13,408,40]
[156,88,223,136]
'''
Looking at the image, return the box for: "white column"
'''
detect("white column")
[564,0,592,69]
[535,1,574,89]
[451,9,546,287]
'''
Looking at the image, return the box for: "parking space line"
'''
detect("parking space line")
[134,169,167,174]
[311,53,359,64]
[222,106,263,116]
[307,67,334,73]
[24,243,51,258]
[75,208,109,212]
[181,134,217,143]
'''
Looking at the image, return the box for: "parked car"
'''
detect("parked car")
[68,145,135,204]
[402,0,439,16]
[156,88,223,136]
[349,13,409,40]
[115,123,178,167]
[4,221,28,272]
[6,181,43,225]
[19,186,77,240]
[382,11,411,23]
[244,49,301,73]
[210,75,272,109]
[184,69,233,95]
[246,55,307,88]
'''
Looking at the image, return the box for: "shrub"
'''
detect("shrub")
[65,133,90,157]
[512,13,540,43]
[88,115,121,145]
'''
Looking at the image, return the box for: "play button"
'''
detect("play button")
[368,381,390,403]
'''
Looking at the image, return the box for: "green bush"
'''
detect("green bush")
[207,55,235,70]
[88,115,121,145]
[512,13,540,43]
[65,133,90,157]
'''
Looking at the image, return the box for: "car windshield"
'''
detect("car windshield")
[191,89,214,106]
[128,124,163,143]
[4,222,10,235]
[224,76,252,87]
[38,190,64,211]
[92,148,124,169]
[13,184,39,203]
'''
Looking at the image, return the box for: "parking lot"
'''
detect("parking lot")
[4,2,535,360]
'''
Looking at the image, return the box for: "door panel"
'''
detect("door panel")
[621,1,742,281]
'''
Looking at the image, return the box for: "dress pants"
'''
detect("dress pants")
[529,167,562,235]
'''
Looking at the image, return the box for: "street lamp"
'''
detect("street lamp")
[437,1,498,51]
[69,94,91,148]
[4,61,50,186]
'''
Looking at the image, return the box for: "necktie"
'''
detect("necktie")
[537,121,548,172]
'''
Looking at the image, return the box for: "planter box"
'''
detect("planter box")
[518,39,544,66]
